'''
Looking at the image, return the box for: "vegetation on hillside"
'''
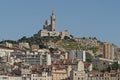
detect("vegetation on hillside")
[61,39,77,50]
[86,52,93,62]
[0,36,101,55]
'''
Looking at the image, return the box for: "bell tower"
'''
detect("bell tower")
[51,9,56,31]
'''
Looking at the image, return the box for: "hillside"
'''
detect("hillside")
[16,36,106,56]
[1,35,120,58]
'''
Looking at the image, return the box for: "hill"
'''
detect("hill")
[0,35,120,59]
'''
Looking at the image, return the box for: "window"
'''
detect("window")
[75,73,77,76]
[81,78,84,80]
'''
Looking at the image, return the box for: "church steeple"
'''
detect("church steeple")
[51,9,56,31]
[52,9,55,15]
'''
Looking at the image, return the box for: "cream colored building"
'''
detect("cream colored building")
[5,42,13,48]
[19,42,30,49]
[35,9,71,39]
[0,75,22,80]
[31,44,39,51]
[52,66,68,80]
[70,60,86,80]
[31,72,52,80]
[0,48,14,57]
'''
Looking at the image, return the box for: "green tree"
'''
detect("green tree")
[111,62,119,70]
[64,36,70,40]
[18,36,27,42]
[88,47,99,53]
[86,52,93,62]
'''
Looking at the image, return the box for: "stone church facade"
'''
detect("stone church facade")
[35,9,71,39]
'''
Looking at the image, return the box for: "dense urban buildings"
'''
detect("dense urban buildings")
[0,10,119,80]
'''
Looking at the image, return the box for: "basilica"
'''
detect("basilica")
[34,9,71,39]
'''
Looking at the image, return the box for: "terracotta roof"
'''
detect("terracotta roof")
[53,59,80,65]
[84,63,91,67]
[0,47,14,50]
[110,70,117,73]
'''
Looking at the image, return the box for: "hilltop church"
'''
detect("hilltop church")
[34,9,71,39]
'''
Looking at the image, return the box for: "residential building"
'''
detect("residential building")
[84,63,93,72]
[22,49,51,65]
[70,60,86,80]
[4,42,13,48]
[21,68,31,80]
[103,43,115,60]
[68,50,86,62]
[31,44,39,51]
[19,42,30,50]
[0,48,14,57]
[87,71,120,80]
[0,75,22,80]
[31,72,52,80]
[8,76,22,80]
[70,70,86,80]
[52,66,68,80]
[92,57,114,70]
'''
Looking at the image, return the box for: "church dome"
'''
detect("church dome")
[45,19,50,25]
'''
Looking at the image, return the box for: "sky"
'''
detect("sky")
[0,0,120,47]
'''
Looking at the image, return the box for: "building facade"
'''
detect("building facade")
[22,49,51,65]
[52,66,68,80]
[68,50,86,62]
[31,72,52,80]
[34,9,71,39]
[103,43,114,60]
[70,61,86,80]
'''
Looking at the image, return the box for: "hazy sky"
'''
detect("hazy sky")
[0,0,120,47]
